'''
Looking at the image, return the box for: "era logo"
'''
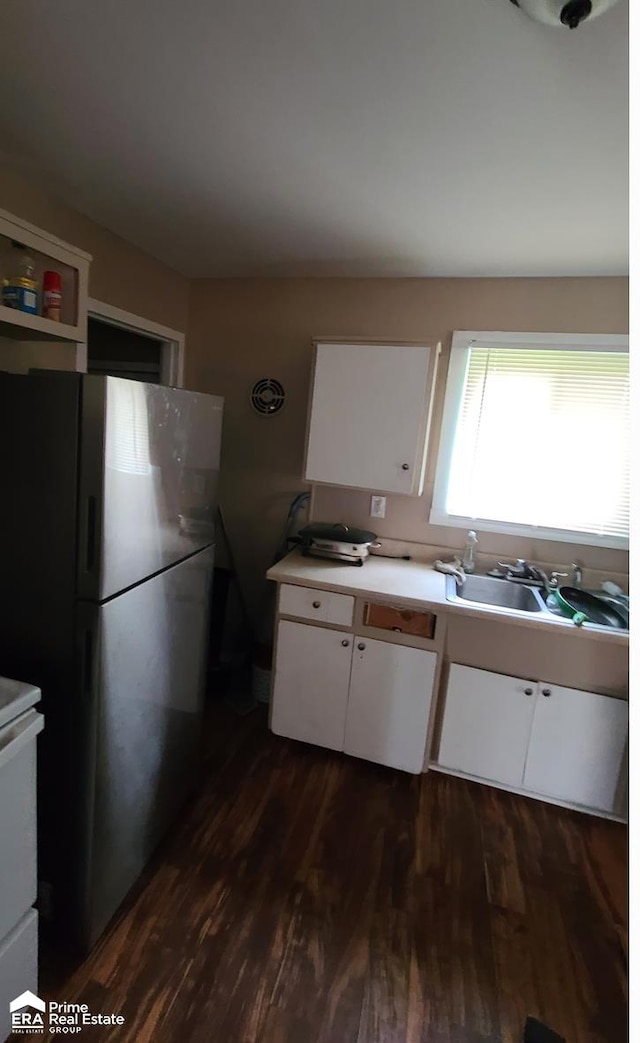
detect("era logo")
[10,991,46,1033]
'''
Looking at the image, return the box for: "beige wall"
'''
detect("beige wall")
[0,164,628,626]
[0,164,189,331]
[187,277,628,623]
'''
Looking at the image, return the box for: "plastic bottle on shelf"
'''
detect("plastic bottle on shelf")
[42,270,62,321]
[1,243,39,314]
[461,530,478,574]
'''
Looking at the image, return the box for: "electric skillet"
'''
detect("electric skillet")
[293,523,380,566]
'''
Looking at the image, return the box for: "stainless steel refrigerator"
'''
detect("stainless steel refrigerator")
[0,371,224,953]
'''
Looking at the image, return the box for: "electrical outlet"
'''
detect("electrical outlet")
[370,495,386,519]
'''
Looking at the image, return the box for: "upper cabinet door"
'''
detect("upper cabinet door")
[304,342,439,495]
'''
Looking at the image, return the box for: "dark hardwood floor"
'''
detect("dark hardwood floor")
[38,699,627,1043]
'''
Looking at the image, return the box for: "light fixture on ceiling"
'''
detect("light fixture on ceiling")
[509,0,622,29]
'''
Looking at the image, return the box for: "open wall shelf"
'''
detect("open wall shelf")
[0,207,90,346]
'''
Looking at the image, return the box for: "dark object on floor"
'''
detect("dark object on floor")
[524,1016,566,1042]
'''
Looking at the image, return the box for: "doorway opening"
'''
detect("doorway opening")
[86,299,185,387]
[87,318,163,382]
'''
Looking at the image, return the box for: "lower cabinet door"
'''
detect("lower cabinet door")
[343,637,437,773]
[437,664,536,787]
[271,620,352,751]
[523,684,628,813]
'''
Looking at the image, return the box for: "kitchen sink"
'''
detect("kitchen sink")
[445,574,546,613]
[445,573,629,631]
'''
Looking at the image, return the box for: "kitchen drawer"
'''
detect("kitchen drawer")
[279,583,354,627]
[363,602,437,640]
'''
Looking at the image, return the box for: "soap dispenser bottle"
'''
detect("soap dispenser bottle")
[462,530,478,574]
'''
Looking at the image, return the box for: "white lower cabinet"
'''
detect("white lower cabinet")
[271,621,437,773]
[437,665,536,787]
[344,637,437,773]
[271,620,352,751]
[523,683,628,813]
[0,910,38,1043]
[437,664,628,816]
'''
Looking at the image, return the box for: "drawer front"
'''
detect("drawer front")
[0,711,41,944]
[0,909,38,1042]
[279,584,354,627]
[363,602,436,639]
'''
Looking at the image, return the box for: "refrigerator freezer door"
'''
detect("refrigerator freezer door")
[79,545,214,951]
[77,377,223,601]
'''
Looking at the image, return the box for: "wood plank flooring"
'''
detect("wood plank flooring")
[37,702,627,1043]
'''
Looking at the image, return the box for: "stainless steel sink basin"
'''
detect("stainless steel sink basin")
[444,572,628,631]
[445,574,546,613]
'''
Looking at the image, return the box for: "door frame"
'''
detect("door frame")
[86,298,185,388]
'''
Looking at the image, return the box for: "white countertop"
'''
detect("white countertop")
[0,676,41,730]
[267,551,629,646]
[268,551,446,606]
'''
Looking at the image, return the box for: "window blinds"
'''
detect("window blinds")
[106,379,152,476]
[446,346,629,541]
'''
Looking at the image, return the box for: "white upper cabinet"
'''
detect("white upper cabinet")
[304,341,439,495]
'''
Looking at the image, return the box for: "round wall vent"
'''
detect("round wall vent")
[250,378,286,416]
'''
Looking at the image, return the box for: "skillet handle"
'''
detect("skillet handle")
[572,611,588,627]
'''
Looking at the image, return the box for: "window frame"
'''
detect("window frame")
[430,330,630,550]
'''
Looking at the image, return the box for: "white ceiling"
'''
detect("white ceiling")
[0,0,629,278]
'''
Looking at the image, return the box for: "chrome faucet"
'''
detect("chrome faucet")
[523,564,549,589]
[496,558,527,578]
[497,559,539,580]
[497,559,550,590]
[548,571,568,590]
[571,561,583,588]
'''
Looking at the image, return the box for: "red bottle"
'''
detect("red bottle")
[42,270,62,321]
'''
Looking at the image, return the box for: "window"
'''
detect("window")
[430,332,629,549]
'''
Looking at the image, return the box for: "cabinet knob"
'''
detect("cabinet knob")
[524,687,534,696]
[341,639,349,647]
[357,642,366,651]
[542,688,551,697]
[312,600,321,608]
[401,463,410,471]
